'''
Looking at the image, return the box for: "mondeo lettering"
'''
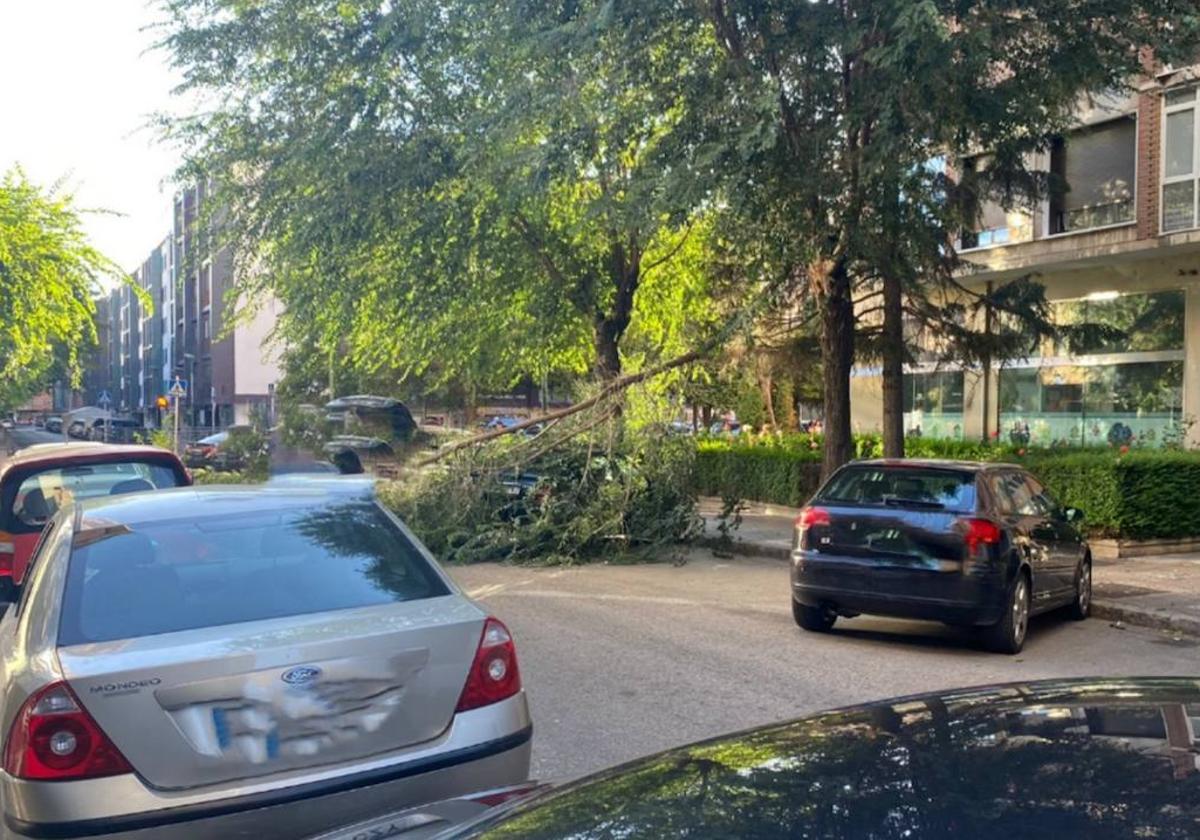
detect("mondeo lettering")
[89,678,162,694]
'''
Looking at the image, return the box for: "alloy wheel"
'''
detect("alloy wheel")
[1012,579,1029,647]
[1078,563,1091,612]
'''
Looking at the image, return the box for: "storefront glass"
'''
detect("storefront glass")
[999,361,1184,446]
[903,371,965,439]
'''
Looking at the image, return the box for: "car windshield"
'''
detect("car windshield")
[59,501,450,644]
[9,461,182,531]
[818,466,976,511]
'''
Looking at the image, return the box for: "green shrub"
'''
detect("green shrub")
[693,434,1200,540]
[694,439,822,508]
[190,468,251,485]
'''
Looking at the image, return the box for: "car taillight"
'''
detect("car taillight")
[0,533,13,578]
[456,618,521,712]
[4,682,132,781]
[960,518,1002,554]
[794,506,831,550]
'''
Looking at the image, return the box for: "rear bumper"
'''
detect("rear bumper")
[4,694,532,839]
[791,550,1009,626]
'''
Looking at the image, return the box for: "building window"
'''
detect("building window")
[959,156,1033,250]
[903,371,965,439]
[1049,116,1136,234]
[1163,86,1199,232]
[1051,290,1185,355]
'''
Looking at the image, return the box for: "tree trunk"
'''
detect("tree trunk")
[593,318,623,381]
[591,239,640,382]
[980,281,994,443]
[820,259,855,479]
[760,369,777,430]
[881,271,905,458]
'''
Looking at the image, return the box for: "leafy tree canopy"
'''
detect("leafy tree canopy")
[0,168,120,410]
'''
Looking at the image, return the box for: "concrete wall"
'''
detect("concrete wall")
[232,293,283,399]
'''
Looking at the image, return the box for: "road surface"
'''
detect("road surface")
[5,427,63,451]
[449,552,1199,783]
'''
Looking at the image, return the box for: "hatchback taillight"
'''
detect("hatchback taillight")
[960,518,1002,555]
[456,618,521,712]
[794,506,831,550]
[3,682,132,781]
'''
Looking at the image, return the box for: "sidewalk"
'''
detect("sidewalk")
[698,497,1200,638]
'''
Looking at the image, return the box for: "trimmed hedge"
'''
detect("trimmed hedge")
[694,435,1200,540]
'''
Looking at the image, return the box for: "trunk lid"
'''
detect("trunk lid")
[812,505,967,568]
[806,464,980,568]
[58,599,484,790]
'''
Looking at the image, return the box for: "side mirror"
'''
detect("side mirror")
[1065,507,1084,523]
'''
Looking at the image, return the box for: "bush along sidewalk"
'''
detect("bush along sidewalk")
[693,434,1200,542]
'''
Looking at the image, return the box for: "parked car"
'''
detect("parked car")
[323,435,395,465]
[790,459,1090,653]
[0,443,190,600]
[43,416,63,434]
[182,426,258,470]
[84,417,142,444]
[323,677,1200,840]
[0,485,531,839]
[325,395,417,442]
[66,419,88,439]
[184,430,231,468]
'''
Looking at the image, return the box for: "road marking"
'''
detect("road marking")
[465,578,537,600]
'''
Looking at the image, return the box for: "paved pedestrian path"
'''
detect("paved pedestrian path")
[698,497,1200,638]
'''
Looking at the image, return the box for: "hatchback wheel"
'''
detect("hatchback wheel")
[1068,559,1091,620]
[792,599,836,633]
[982,575,1030,654]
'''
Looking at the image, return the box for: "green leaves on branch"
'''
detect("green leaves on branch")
[0,168,121,409]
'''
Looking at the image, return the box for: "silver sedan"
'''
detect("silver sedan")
[0,484,531,839]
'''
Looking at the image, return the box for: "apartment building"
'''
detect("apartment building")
[171,184,282,429]
[852,64,1200,449]
[86,185,281,429]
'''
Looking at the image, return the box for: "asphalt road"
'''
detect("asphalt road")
[4,426,64,451]
[449,552,1200,783]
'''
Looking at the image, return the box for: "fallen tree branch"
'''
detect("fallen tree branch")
[416,348,705,466]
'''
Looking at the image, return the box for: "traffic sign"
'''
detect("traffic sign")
[97,390,112,408]
[168,377,188,399]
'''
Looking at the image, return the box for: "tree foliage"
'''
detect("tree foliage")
[156,0,725,409]
[0,168,120,409]
[682,0,1200,472]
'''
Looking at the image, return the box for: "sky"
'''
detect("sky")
[0,0,184,275]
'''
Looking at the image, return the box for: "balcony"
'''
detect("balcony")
[1048,116,1136,237]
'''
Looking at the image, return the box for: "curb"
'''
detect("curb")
[1091,600,1200,638]
[700,535,1200,638]
[698,536,790,562]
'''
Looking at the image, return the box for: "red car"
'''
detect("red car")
[0,443,191,596]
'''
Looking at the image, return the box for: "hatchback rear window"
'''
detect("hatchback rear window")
[58,502,450,645]
[6,461,183,533]
[818,466,976,511]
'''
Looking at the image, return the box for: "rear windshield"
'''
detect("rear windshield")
[6,461,183,534]
[59,501,450,645]
[818,466,977,511]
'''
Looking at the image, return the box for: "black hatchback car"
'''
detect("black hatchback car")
[790,459,1090,653]
[319,677,1200,840]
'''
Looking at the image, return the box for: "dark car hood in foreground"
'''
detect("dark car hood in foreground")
[458,678,1200,839]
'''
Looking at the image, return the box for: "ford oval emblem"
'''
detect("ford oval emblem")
[281,666,322,686]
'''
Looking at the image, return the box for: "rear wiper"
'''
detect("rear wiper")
[883,497,945,510]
